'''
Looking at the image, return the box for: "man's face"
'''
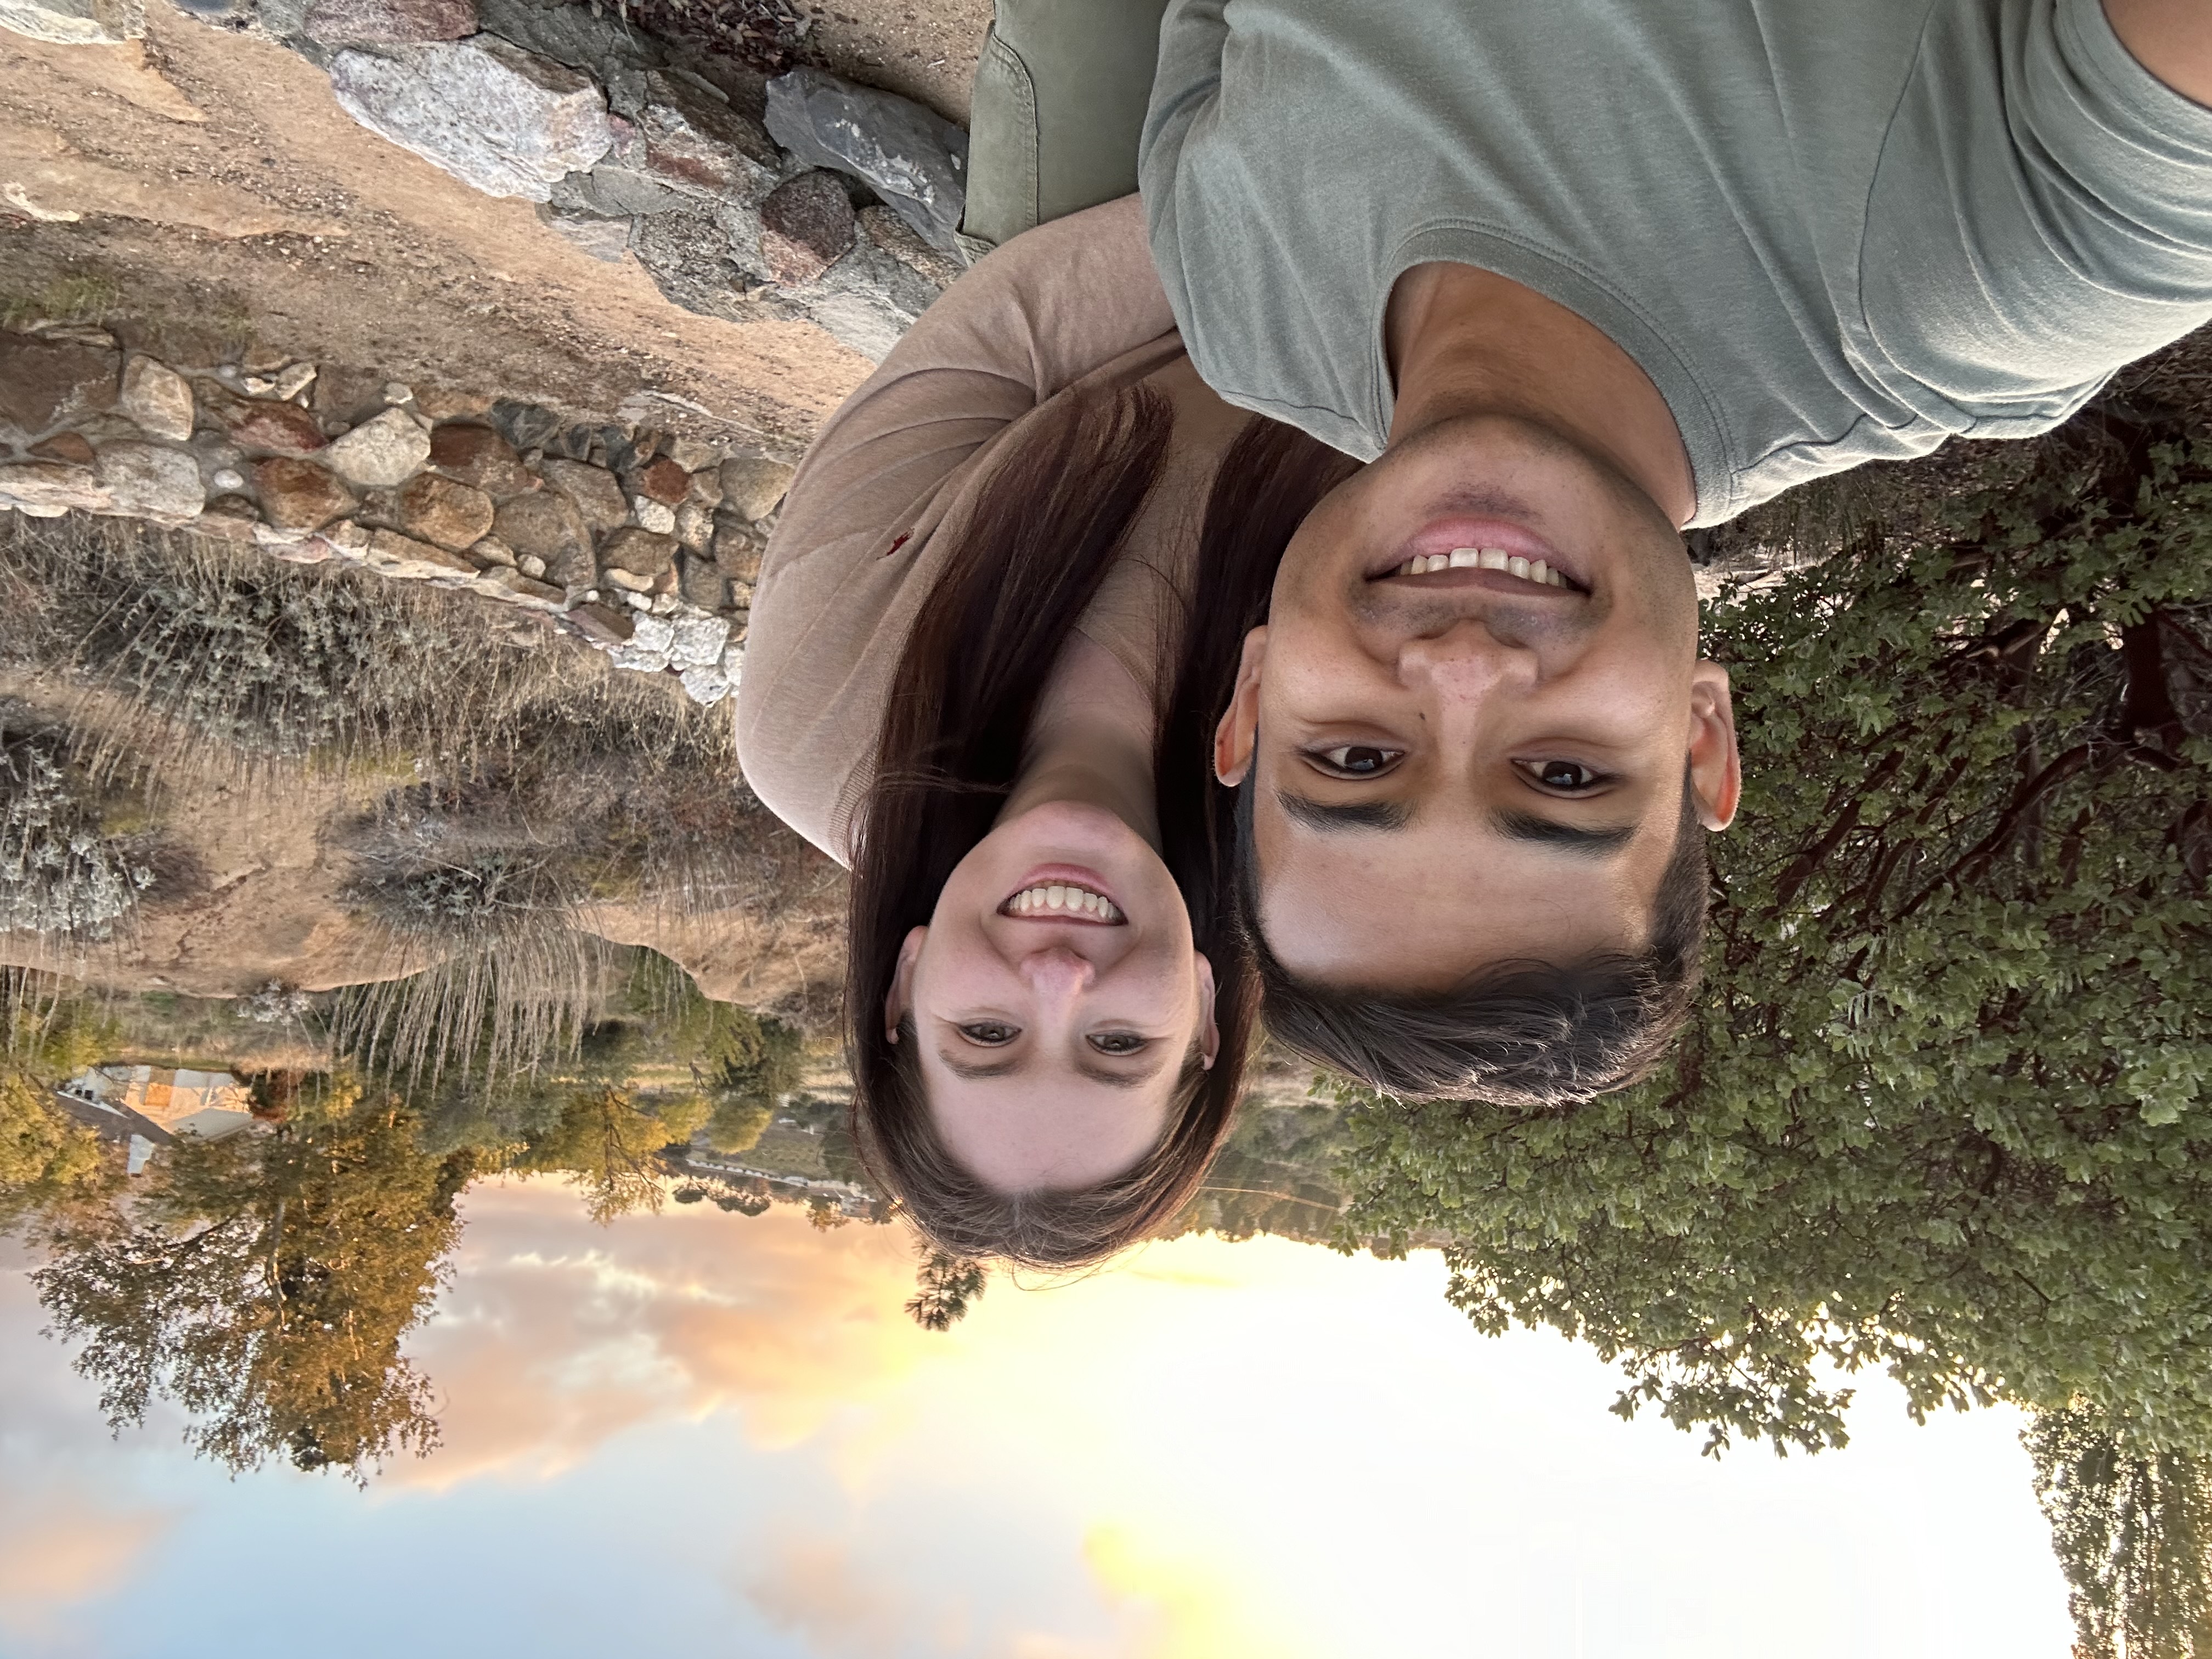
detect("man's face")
[1215,415,1740,990]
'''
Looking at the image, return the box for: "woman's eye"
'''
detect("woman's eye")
[1088,1032,1150,1057]
[957,1022,1019,1046]
[1306,744,1404,778]
[1517,759,1610,792]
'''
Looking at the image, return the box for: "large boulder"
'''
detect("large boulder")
[328,35,613,202]
[0,0,142,44]
[304,0,476,47]
[97,441,204,521]
[323,406,432,487]
[764,67,967,252]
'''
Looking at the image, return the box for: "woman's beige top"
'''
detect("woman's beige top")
[735,194,1248,865]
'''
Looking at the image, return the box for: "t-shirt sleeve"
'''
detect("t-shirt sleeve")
[736,195,1175,860]
[1857,0,2212,425]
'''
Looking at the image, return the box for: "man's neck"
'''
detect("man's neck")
[1385,263,1697,527]
[997,629,1163,849]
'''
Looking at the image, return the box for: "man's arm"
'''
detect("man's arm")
[2104,0,2212,106]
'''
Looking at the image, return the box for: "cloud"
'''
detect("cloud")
[1084,1526,1321,1659]
[0,1492,175,1652]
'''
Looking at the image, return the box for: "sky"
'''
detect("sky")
[0,1180,2075,1659]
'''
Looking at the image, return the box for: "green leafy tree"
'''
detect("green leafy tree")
[703,1011,804,1154]
[905,1249,987,1332]
[1342,425,2212,1458]
[1,988,122,1228]
[518,1085,701,1223]
[31,1078,475,1480]
[2030,1407,2212,1658]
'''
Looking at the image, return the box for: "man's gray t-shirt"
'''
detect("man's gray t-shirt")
[1139,0,2212,526]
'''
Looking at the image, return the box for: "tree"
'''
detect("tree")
[1341,426,2212,1459]
[518,1085,698,1223]
[905,1249,987,1332]
[31,1079,475,1481]
[0,1074,117,1229]
[2029,1407,2212,1658]
[702,1011,804,1154]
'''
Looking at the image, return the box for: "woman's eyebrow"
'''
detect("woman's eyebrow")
[1276,791,1414,832]
[936,1051,1024,1081]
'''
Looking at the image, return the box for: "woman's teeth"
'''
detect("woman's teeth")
[1392,547,1570,586]
[1007,883,1124,923]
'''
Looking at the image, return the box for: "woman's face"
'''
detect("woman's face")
[883,800,1219,1194]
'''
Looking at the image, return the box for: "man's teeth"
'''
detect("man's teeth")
[1007,883,1123,922]
[1392,547,1569,586]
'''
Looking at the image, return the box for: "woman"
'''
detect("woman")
[737,176,1273,1264]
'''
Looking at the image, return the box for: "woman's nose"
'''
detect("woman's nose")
[1018,945,1097,1008]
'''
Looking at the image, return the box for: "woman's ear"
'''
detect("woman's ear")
[883,925,927,1041]
[1212,626,1268,787]
[1688,661,1742,831]
[1192,951,1221,1070]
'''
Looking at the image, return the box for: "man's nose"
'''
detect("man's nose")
[1017,945,1097,1010]
[1398,622,1534,706]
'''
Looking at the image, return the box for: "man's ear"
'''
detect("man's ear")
[1212,625,1267,787]
[883,925,927,1041]
[1688,661,1741,831]
[1192,951,1220,1071]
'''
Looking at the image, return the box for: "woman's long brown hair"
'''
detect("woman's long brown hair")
[845,385,1276,1270]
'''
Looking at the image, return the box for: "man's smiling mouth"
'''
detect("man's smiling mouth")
[1387,546,1575,588]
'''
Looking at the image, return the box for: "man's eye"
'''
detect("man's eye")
[1517,759,1610,792]
[1306,744,1404,777]
[957,1022,1019,1046]
[1088,1032,1150,1057]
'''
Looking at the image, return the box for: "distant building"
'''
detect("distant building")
[63,1065,258,1142]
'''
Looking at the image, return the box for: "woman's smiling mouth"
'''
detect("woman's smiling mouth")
[1000,881,1126,924]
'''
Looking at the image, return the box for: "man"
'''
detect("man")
[1140,0,2212,1102]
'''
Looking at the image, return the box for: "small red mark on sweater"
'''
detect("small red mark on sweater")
[884,532,911,557]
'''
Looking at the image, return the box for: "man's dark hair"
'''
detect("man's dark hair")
[1233,774,1709,1105]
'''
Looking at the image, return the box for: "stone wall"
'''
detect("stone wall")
[2,0,970,362]
[0,320,788,703]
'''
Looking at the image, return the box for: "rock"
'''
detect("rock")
[710,512,765,579]
[316,519,373,557]
[241,375,276,397]
[517,553,546,579]
[539,458,629,533]
[324,407,431,487]
[775,216,945,362]
[189,428,248,471]
[857,204,963,290]
[633,454,690,506]
[428,421,532,495]
[599,524,675,576]
[717,456,792,522]
[383,381,416,407]
[763,67,968,253]
[195,496,263,542]
[210,467,247,494]
[472,0,658,82]
[313,365,387,427]
[0,0,143,44]
[610,611,674,670]
[565,600,634,646]
[227,398,329,456]
[535,202,631,262]
[304,0,472,46]
[117,356,194,442]
[472,566,566,608]
[0,334,119,436]
[27,431,95,465]
[328,36,614,204]
[269,538,335,562]
[546,156,686,221]
[674,498,713,551]
[253,456,358,531]
[629,71,777,199]
[469,533,517,567]
[487,398,563,452]
[273,362,318,401]
[398,472,494,549]
[0,460,111,516]
[678,661,731,704]
[493,490,594,586]
[600,566,654,594]
[679,554,727,610]
[364,527,477,578]
[668,611,729,669]
[631,496,676,534]
[669,437,721,475]
[414,383,492,421]
[97,441,203,520]
[759,169,855,286]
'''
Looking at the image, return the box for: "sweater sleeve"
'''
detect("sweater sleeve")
[735,195,1176,862]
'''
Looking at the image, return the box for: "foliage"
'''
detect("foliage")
[0,1074,117,1229]
[704,1008,803,1153]
[2030,1407,2212,1658]
[517,1085,703,1224]
[1341,425,2212,1457]
[31,1080,475,1480]
[0,727,152,938]
[1176,1094,1348,1244]
[905,1249,987,1331]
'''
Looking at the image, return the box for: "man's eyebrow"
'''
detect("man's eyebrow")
[1492,809,1638,856]
[936,1051,1022,1081]
[1276,791,1413,832]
